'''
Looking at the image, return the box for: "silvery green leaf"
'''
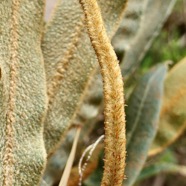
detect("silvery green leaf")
[0,1,47,185]
[124,64,167,186]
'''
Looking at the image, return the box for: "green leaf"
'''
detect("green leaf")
[42,0,128,155]
[124,64,167,186]
[121,0,176,78]
[150,57,186,156]
[0,1,47,185]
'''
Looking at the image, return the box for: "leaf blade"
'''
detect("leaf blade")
[0,0,47,185]
[124,64,167,186]
[42,0,128,155]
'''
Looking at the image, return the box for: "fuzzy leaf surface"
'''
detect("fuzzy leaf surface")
[0,1,47,185]
[42,0,128,154]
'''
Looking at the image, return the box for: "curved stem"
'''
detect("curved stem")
[78,0,126,185]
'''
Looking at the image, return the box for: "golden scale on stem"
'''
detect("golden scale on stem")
[79,0,126,185]
[2,0,19,185]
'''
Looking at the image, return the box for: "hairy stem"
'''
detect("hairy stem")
[2,1,19,185]
[79,0,126,185]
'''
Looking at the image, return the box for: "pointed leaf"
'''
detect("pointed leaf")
[124,64,167,186]
[150,57,186,156]
[0,1,47,185]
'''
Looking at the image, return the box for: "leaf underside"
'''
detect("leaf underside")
[0,0,47,185]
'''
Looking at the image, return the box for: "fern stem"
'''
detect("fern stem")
[2,0,20,185]
[78,0,126,185]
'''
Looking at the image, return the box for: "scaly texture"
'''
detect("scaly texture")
[42,0,127,155]
[150,57,186,156]
[79,0,126,185]
[0,1,47,185]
